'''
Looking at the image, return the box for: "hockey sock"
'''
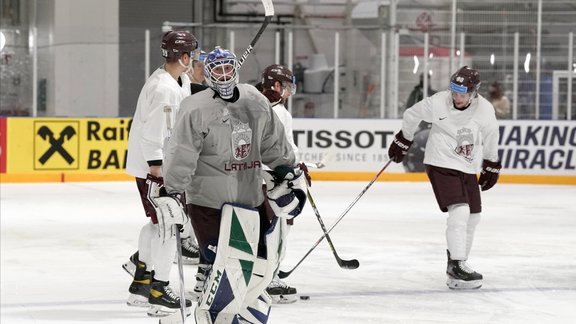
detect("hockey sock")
[151,232,176,282]
[465,213,481,259]
[446,203,470,260]
[138,222,156,270]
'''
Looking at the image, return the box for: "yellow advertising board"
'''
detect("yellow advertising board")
[6,118,131,174]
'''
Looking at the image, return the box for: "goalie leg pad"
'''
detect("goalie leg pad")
[238,216,286,324]
[195,204,260,324]
[238,292,272,324]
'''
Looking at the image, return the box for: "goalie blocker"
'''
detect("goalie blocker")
[195,204,290,324]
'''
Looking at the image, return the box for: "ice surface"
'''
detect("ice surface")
[1,180,575,323]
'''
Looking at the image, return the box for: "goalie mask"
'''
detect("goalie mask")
[204,46,239,99]
[261,64,296,97]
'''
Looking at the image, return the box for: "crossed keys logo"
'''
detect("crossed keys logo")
[34,122,79,169]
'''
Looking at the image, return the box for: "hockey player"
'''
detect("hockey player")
[124,30,199,317]
[160,47,307,324]
[188,50,208,94]
[388,66,501,290]
[258,64,300,304]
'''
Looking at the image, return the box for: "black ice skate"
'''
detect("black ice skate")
[266,275,298,304]
[181,237,200,265]
[446,250,483,289]
[126,260,151,307]
[147,277,192,317]
[122,251,138,278]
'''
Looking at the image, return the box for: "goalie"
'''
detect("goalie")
[160,46,306,324]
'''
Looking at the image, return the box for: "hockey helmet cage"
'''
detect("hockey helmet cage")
[261,64,296,95]
[161,31,198,60]
[449,66,481,94]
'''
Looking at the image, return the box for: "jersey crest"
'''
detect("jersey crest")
[231,120,252,160]
[454,127,475,163]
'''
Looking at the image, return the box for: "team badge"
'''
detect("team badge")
[231,120,252,160]
[454,127,474,163]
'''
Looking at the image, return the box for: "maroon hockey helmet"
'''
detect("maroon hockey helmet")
[449,66,481,94]
[161,31,198,60]
[261,64,296,93]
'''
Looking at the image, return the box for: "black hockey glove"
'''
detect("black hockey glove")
[478,159,502,191]
[388,131,413,163]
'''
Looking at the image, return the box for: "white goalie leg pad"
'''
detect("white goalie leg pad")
[238,217,287,324]
[238,292,272,324]
[195,204,260,324]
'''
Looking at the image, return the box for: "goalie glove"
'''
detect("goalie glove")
[264,165,308,219]
[151,188,189,243]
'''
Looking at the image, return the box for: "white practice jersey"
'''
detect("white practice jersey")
[272,103,298,155]
[126,67,191,178]
[401,90,499,174]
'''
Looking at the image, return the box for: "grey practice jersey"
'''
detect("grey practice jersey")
[163,84,296,209]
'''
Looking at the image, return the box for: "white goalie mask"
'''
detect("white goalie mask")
[203,47,239,99]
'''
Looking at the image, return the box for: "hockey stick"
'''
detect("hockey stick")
[236,0,275,69]
[162,106,187,323]
[306,187,359,269]
[303,161,325,169]
[279,160,392,279]
[303,151,333,169]
[175,227,187,323]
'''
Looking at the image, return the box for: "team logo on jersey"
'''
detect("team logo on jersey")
[231,120,252,160]
[454,127,474,163]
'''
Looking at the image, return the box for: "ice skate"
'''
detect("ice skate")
[188,263,211,301]
[446,250,483,289]
[147,277,192,317]
[180,237,200,265]
[126,262,151,307]
[266,274,297,304]
[122,251,138,278]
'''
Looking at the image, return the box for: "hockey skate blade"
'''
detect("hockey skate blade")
[158,310,191,324]
[270,294,298,304]
[446,277,482,290]
[126,294,150,308]
[149,305,191,318]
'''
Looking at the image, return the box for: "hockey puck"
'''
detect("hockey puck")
[299,295,310,300]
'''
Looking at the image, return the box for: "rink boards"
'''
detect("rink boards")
[0,117,574,184]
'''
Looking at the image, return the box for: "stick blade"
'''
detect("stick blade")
[278,270,291,279]
[261,0,275,16]
[340,259,360,270]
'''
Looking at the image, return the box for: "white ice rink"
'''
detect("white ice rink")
[1,180,575,324]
